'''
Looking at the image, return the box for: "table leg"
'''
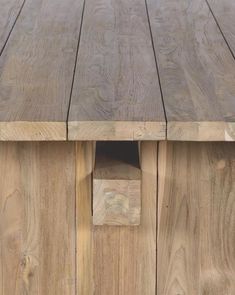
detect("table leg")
[158,141,235,295]
[0,142,76,294]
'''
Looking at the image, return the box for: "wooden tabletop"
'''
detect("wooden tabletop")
[0,0,234,141]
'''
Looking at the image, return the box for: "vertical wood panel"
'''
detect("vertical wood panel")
[158,142,235,294]
[93,142,157,294]
[76,142,94,295]
[0,142,76,295]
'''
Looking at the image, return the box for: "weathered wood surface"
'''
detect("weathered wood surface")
[207,0,235,55]
[68,0,166,141]
[0,142,76,294]
[158,141,235,294]
[93,142,141,226]
[0,0,235,141]
[147,0,235,141]
[0,0,84,140]
[0,0,25,54]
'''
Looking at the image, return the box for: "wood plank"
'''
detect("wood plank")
[147,0,235,141]
[0,0,25,54]
[0,142,76,294]
[207,0,235,55]
[93,142,157,294]
[68,0,166,141]
[93,142,141,226]
[0,0,84,140]
[76,142,94,295]
[158,141,235,294]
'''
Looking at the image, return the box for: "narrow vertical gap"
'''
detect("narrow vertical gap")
[0,0,27,57]
[205,0,235,61]
[66,0,86,140]
[144,0,168,140]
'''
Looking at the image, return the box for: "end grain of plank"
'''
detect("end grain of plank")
[68,0,166,141]
[0,121,66,141]
[69,121,166,141]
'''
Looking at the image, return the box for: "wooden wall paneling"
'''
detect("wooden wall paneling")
[0,142,76,294]
[158,141,235,294]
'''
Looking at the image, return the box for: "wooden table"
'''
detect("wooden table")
[0,0,234,294]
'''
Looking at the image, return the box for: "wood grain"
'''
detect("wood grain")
[68,0,166,141]
[93,142,157,294]
[207,0,235,55]
[158,141,235,294]
[147,0,235,141]
[76,142,94,295]
[0,0,25,54]
[0,142,76,294]
[93,142,141,226]
[0,0,84,140]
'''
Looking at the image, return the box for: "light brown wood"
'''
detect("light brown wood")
[158,141,235,294]
[76,142,94,295]
[0,142,76,294]
[0,0,25,54]
[69,121,166,141]
[0,0,84,140]
[93,142,157,294]
[93,142,141,226]
[147,0,235,141]
[68,0,166,141]
[207,0,235,55]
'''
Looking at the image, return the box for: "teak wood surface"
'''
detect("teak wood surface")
[0,142,76,294]
[93,142,141,225]
[1,141,235,294]
[76,141,157,295]
[158,142,235,294]
[1,0,235,294]
[0,0,235,141]
[0,0,84,140]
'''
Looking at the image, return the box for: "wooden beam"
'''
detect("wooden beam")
[93,142,141,226]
